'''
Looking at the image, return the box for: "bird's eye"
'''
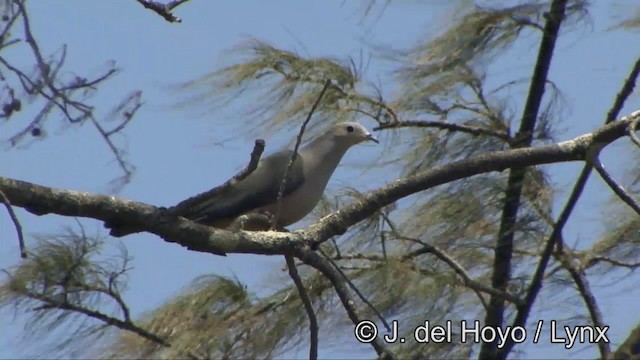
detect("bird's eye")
[346,125,354,132]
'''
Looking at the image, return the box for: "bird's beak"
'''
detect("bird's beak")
[366,133,379,143]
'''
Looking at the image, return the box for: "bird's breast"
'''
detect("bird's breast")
[260,157,339,227]
[259,178,325,226]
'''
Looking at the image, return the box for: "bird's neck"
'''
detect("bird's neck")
[299,134,351,181]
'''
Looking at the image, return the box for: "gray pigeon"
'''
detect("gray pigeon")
[107,121,377,236]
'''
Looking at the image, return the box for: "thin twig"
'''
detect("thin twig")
[374,119,510,141]
[401,239,488,310]
[24,290,200,360]
[0,190,27,258]
[285,255,318,360]
[89,116,134,185]
[272,79,331,229]
[318,248,391,332]
[7,1,134,182]
[628,116,640,149]
[606,58,640,125]
[380,212,517,308]
[585,256,640,270]
[592,156,640,216]
[296,247,396,360]
[404,237,523,306]
[560,256,611,358]
[330,238,341,258]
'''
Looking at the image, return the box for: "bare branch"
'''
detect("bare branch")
[501,55,640,359]
[135,0,189,23]
[559,255,610,358]
[273,79,331,229]
[332,246,521,308]
[400,237,522,309]
[318,248,391,332]
[380,211,518,308]
[0,189,26,258]
[374,119,510,142]
[21,290,199,360]
[629,116,640,149]
[285,255,318,360]
[484,2,568,358]
[592,156,640,216]
[296,247,396,360]
[606,57,640,125]
[584,256,640,270]
[3,1,139,182]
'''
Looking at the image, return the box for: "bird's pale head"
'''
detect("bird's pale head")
[329,121,379,146]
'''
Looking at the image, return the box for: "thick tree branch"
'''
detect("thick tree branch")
[0,114,636,259]
[482,1,567,358]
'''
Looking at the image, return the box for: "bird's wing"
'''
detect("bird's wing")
[176,150,305,224]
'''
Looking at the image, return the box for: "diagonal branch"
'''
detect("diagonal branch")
[374,119,510,142]
[400,237,523,308]
[380,213,519,308]
[558,255,610,358]
[285,255,318,360]
[22,290,199,359]
[0,190,27,258]
[295,247,396,360]
[273,79,331,229]
[318,248,391,332]
[500,56,640,358]
[584,256,640,270]
[482,2,569,357]
[592,156,640,216]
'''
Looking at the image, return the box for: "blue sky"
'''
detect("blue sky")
[1,1,640,358]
